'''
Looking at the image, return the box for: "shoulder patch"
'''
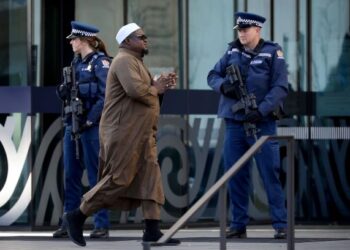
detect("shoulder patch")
[276,50,284,58]
[101,59,110,68]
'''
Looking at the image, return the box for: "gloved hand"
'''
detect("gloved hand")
[220,80,240,99]
[78,120,93,133]
[86,120,93,127]
[56,83,69,101]
[244,110,262,123]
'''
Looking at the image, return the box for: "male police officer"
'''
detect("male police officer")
[208,12,289,239]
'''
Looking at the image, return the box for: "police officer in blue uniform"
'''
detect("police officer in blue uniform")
[54,21,110,239]
[208,12,289,239]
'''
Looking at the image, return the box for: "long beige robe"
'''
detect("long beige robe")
[81,48,164,213]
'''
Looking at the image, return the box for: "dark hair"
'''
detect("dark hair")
[82,36,110,57]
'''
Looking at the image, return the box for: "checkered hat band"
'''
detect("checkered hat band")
[237,17,263,27]
[72,28,97,37]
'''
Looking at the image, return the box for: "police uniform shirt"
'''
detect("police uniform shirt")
[73,51,110,124]
[207,39,289,121]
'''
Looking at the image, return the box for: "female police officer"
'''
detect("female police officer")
[54,21,110,239]
[208,12,289,239]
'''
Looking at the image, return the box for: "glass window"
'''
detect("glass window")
[274,0,298,91]
[76,0,179,86]
[312,0,350,116]
[127,0,179,84]
[187,0,233,220]
[75,0,124,57]
[247,0,271,40]
[32,0,41,86]
[189,0,233,90]
[0,0,30,226]
[0,0,27,86]
[298,0,308,92]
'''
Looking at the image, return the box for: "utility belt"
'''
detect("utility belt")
[229,111,283,123]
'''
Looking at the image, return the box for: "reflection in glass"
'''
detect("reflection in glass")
[127,0,179,84]
[313,0,350,116]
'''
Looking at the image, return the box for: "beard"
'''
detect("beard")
[141,48,149,57]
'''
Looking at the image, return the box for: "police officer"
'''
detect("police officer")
[54,21,110,239]
[207,12,289,239]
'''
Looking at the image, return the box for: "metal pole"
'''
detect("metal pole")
[155,136,294,247]
[287,137,295,250]
[219,186,227,250]
[142,242,151,250]
[156,136,269,244]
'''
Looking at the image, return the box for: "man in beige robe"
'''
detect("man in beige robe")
[63,23,179,247]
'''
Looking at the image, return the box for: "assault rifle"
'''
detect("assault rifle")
[226,64,259,141]
[62,65,83,159]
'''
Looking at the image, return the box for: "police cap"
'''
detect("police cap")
[233,12,266,29]
[66,21,99,39]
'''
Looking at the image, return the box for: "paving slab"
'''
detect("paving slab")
[0,226,349,250]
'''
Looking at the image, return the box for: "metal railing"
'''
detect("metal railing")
[143,135,295,250]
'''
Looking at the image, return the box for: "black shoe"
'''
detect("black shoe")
[63,209,87,247]
[226,228,247,238]
[142,219,180,245]
[274,228,287,239]
[90,228,109,239]
[142,230,180,245]
[53,227,68,238]
[53,217,68,238]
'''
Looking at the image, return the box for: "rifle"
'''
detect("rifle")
[226,64,259,141]
[62,65,83,159]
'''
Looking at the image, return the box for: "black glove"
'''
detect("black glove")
[56,83,69,101]
[220,80,240,99]
[244,110,262,123]
[77,121,93,134]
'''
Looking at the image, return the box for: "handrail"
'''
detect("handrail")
[143,135,295,250]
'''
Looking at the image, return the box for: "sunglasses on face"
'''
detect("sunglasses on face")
[132,34,148,41]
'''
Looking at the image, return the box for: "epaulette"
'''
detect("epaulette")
[95,52,112,62]
[263,40,276,45]
[90,52,112,67]
[263,41,281,49]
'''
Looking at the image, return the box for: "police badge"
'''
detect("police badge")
[276,50,284,58]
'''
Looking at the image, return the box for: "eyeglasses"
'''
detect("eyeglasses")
[133,34,148,41]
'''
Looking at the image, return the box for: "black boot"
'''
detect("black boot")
[226,228,247,238]
[142,219,180,245]
[274,228,287,239]
[52,217,68,238]
[89,228,109,239]
[63,208,87,246]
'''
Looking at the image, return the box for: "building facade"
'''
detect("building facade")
[0,0,349,228]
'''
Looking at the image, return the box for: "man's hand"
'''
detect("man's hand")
[244,110,262,123]
[153,73,177,94]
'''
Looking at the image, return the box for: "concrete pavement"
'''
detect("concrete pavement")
[0,226,349,250]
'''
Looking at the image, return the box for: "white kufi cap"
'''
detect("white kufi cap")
[115,23,141,44]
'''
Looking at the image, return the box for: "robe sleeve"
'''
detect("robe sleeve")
[115,56,158,107]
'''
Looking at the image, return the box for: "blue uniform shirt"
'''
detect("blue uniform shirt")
[68,51,110,125]
[207,39,289,121]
